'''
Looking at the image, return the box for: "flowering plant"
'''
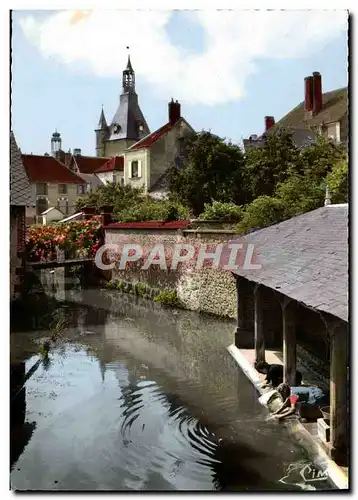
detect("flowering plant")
[26,217,103,262]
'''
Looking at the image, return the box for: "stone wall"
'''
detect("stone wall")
[104,227,237,318]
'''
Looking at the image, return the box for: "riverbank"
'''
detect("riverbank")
[227,344,349,490]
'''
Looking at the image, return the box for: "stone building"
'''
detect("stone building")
[231,203,348,465]
[243,71,348,151]
[95,56,150,158]
[21,153,85,224]
[123,99,195,198]
[10,132,34,300]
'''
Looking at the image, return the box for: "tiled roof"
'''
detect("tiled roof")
[231,205,348,322]
[73,155,109,174]
[277,87,348,129]
[105,220,191,230]
[10,132,34,206]
[76,172,103,189]
[95,156,124,173]
[22,154,85,184]
[129,122,173,150]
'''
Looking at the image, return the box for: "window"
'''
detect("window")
[58,184,68,194]
[131,161,139,178]
[36,197,48,216]
[77,184,86,195]
[36,183,48,196]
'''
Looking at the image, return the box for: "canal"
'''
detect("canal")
[10,288,334,491]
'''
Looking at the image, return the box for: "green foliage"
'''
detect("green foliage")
[75,183,144,213]
[243,128,300,199]
[116,199,190,222]
[135,282,147,297]
[274,175,325,218]
[154,289,182,308]
[325,158,348,204]
[168,131,247,215]
[199,201,244,221]
[105,279,117,289]
[297,135,346,182]
[236,196,286,234]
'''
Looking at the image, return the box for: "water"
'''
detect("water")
[10,289,334,491]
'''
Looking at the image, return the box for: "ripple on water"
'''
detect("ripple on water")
[116,379,220,487]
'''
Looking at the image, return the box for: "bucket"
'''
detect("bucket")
[320,406,330,420]
[258,390,278,407]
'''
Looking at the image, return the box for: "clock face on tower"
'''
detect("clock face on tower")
[113,123,121,134]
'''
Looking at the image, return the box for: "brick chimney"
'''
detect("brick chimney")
[304,76,314,112]
[264,116,275,132]
[312,72,323,115]
[168,99,181,125]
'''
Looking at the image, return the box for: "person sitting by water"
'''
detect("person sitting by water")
[271,383,329,421]
[255,361,302,388]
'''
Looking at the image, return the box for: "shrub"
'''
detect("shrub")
[134,282,147,297]
[116,199,190,222]
[199,201,244,221]
[236,196,286,234]
[154,289,182,308]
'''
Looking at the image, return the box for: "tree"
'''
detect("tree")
[274,175,325,218]
[199,201,244,221]
[243,128,300,200]
[324,158,348,204]
[297,135,346,183]
[236,196,286,234]
[168,131,247,215]
[75,183,144,213]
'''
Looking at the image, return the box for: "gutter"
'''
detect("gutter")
[227,344,349,490]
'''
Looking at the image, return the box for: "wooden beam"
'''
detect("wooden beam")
[282,298,297,386]
[330,322,348,466]
[254,284,265,363]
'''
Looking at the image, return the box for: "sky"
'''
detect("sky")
[11,9,348,156]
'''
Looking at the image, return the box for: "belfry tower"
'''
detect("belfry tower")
[95,54,150,157]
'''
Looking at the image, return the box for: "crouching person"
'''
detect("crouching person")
[255,361,302,388]
[272,383,329,421]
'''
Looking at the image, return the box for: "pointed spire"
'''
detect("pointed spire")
[122,47,135,93]
[97,106,108,130]
[126,54,133,72]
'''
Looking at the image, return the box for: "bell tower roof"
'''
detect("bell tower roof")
[122,52,135,94]
[96,106,108,130]
[107,53,150,142]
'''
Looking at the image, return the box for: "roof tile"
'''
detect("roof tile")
[22,154,85,184]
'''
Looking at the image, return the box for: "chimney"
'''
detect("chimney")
[264,116,275,132]
[312,72,323,115]
[168,99,181,125]
[304,76,314,112]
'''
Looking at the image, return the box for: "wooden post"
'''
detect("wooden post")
[254,284,265,363]
[282,298,297,386]
[234,277,254,349]
[330,322,348,465]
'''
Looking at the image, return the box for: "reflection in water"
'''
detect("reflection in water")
[10,363,36,469]
[10,291,334,491]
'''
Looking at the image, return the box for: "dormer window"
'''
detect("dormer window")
[113,123,121,134]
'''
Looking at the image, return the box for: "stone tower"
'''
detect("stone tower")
[95,55,150,157]
[95,107,109,157]
[51,130,62,157]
